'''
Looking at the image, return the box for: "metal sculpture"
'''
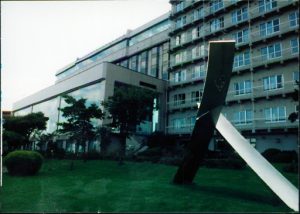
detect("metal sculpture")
[173,41,299,212]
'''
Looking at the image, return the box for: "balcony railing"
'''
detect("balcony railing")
[166,116,298,134]
[170,0,297,49]
[168,72,206,86]
[226,80,298,102]
[168,97,201,111]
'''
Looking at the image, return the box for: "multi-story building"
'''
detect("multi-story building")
[12,1,299,152]
[167,0,299,152]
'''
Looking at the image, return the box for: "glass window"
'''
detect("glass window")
[14,107,32,116]
[129,55,138,71]
[263,75,283,90]
[289,11,299,27]
[232,7,248,24]
[174,70,186,83]
[264,106,286,122]
[59,82,105,127]
[194,7,204,20]
[210,0,224,13]
[234,80,252,95]
[233,28,249,44]
[210,17,224,32]
[260,18,280,37]
[260,43,282,60]
[233,50,250,68]
[139,51,148,74]
[192,63,206,79]
[233,110,253,125]
[32,98,60,133]
[129,20,170,46]
[293,71,299,83]
[290,38,299,54]
[258,0,277,13]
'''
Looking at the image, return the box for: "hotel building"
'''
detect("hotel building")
[13,0,299,152]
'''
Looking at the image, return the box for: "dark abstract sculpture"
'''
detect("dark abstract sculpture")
[172,41,298,211]
[173,41,235,184]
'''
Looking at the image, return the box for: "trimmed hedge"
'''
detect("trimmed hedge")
[4,150,44,176]
[203,158,246,170]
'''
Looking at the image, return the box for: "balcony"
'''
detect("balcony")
[168,72,206,87]
[226,80,299,103]
[169,1,297,51]
[168,97,201,111]
[166,116,298,135]
[169,48,208,68]
[232,46,299,74]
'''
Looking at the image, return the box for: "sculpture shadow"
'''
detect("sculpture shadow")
[178,183,282,207]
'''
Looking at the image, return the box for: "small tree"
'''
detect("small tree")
[3,112,48,152]
[102,86,157,164]
[57,95,104,155]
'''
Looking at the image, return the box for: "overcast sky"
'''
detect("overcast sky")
[1,1,170,111]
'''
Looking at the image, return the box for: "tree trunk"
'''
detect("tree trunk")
[118,130,127,165]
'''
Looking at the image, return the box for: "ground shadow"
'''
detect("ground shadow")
[175,183,282,207]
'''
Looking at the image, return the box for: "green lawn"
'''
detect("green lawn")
[0,159,298,212]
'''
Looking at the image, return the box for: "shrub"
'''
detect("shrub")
[262,149,298,163]
[4,150,43,176]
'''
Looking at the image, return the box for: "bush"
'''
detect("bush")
[262,149,298,163]
[4,150,43,176]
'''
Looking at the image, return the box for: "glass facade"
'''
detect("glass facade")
[59,82,105,127]
[129,20,170,46]
[14,106,32,116]
[32,97,60,133]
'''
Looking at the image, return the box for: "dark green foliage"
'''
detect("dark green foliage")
[97,127,112,155]
[4,150,44,176]
[102,85,157,163]
[262,149,298,163]
[288,112,298,123]
[3,112,48,151]
[57,94,104,154]
[147,132,177,149]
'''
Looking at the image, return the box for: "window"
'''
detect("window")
[192,64,206,79]
[210,0,224,13]
[139,51,148,73]
[191,91,202,102]
[174,70,186,82]
[194,7,204,20]
[232,7,248,24]
[263,75,283,90]
[192,44,205,59]
[258,0,277,13]
[175,35,181,46]
[172,118,186,129]
[192,25,203,40]
[233,28,249,44]
[290,38,299,54]
[233,50,250,68]
[264,106,286,123]
[129,55,138,71]
[293,71,299,83]
[175,52,182,64]
[188,116,197,127]
[234,80,252,95]
[289,11,299,27]
[260,18,280,37]
[174,93,185,106]
[210,17,224,32]
[175,1,184,12]
[261,43,282,60]
[233,110,253,125]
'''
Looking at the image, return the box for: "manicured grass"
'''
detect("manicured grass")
[0,159,298,212]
